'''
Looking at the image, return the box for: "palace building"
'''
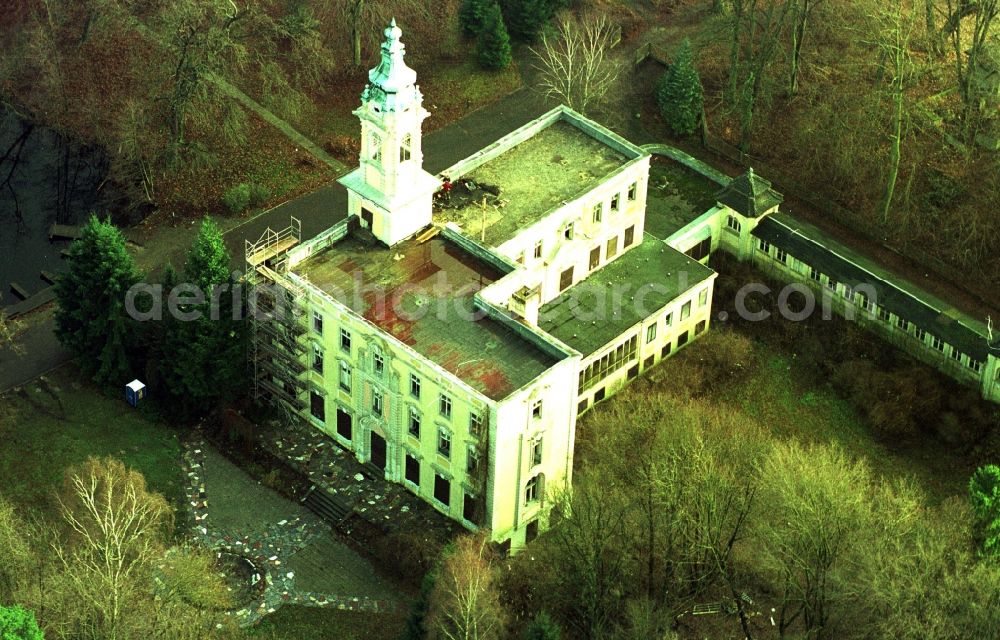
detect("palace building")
[245,21,999,551]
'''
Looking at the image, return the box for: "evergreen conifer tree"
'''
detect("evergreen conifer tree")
[477,3,513,70]
[656,39,705,137]
[501,0,560,41]
[460,0,492,36]
[54,214,142,385]
[970,465,1000,556]
[165,218,245,415]
[522,611,562,640]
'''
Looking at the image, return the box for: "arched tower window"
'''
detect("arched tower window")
[369,131,382,161]
[400,134,412,162]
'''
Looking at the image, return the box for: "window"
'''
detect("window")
[971,359,983,373]
[628,364,639,379]
[589,246,601,271]
[687,237,712,261]
[405,454,420,485]
[624,225,635,247]
[312,344,324,374]
[810,267,822,283]
[775,248,788,264]
[628,182,637,201]
[950,347,962,362]
[369,131,382,161]
[310,392,325,423]
[678,330,689,347]
[534,240,543,259]
[878,306,891,323]
[434,473,450,506]
[340,328,351,353]
[337,408,352,440]
[525,474,541,503]
[578,399,589,414]
[410,373,421,398]
[467,446,480,474]
[438,428,451,458]
[408,408,421,438]
[699,288,709,307]
[826,278,838,292]
[931,336,945,352]
[373,348,384,376]
[439,393,452,419]
[563,222,574,240]
[757,239,771,253]
[592,202,603,223]
[312,311,323,334]
[727,215,742,233]
[516,251,525,265]
[559,266,574,292]
[661,342,672,358]
[530,437,543,466]
[400,134,412,162]
[696,319,707,335]
[665,311,673,326]
[525,519,539,544]
[610,193,620,211]
[469,412,484,439]
[895,315,908,331]
[372,388,383,416]
[531,399,543,420]
[594,387,606,402]
[463,492,479,523]
[914,327,926,342]
[339,361,351,392]
[644,355,654,369]
[578,335,639,392]
[646,323,657,343]
[606,236,618,259]
[681,301,692,321]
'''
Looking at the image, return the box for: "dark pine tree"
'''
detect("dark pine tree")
[459,0,493,36]
[522,611,562,640]
[477,3,513,70]
[54,214,142,386]
[656,38,705,137]
[165,218,245,416]
[500,0,562,41]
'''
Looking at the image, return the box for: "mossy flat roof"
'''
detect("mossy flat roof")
[644,156,720,240]
[295,234,558,399]
[434,120,629,246]
[539,235,716,356]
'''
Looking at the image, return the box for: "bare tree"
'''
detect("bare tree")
[53,457,172,640]
[866,0,917,224]
[943,0,1000,134]
[531,14,623,115]
[787,0,825,95]
[427,533,508,640]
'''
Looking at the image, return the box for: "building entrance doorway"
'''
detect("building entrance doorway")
[336,408,352,442]
[361,207,374,229]
[370,431,387,471]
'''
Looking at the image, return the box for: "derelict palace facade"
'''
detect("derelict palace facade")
[246,23,1000,551]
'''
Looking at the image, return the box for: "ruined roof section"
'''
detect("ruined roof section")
[539,235,716,356]
[715,167,783,218]
[435,119,630,246]
[295,234,558,399]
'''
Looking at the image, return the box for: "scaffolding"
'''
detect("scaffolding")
[245,217,308,416]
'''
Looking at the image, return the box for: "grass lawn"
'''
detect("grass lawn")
[0,363,185,518]
[248,606,406,640]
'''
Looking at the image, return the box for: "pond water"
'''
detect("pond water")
[0,107,112,307]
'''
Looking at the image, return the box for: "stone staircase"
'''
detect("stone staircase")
[302,485,353,527]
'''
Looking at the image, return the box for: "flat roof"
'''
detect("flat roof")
[539,235,716,356]
[644,156,720,240]
[434,120,630,247]
[752,215,992,361]
[294,233,559,399]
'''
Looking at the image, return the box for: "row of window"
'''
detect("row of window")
[579,335,638,393]
[756,239,986,374]
[402,456,544,522]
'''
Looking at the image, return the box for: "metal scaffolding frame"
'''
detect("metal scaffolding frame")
[245,217,308,416]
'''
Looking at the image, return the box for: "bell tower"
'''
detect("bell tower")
[338,19,440,246]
